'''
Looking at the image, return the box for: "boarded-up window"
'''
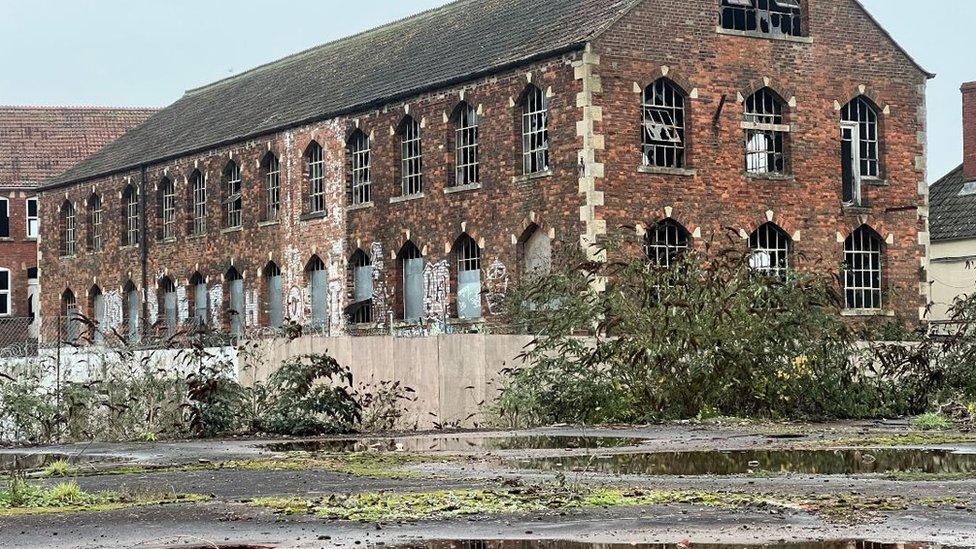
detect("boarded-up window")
[265,262,282,328]
[125,282,139,342]
[522,227,552,278]
[308,256,328,326]
[455,235,482,320]
[400,242,424,321]
[91,288,105,344]
[227,269,244,337]
[191,273,208,326]
[161,278,178,337]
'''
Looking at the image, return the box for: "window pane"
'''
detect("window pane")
[404,257,425,321]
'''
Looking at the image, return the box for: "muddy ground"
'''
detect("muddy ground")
[1,421,974,548]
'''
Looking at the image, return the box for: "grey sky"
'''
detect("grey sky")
[0,0,971,180]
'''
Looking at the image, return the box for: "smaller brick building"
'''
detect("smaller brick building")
[0,107,155,339]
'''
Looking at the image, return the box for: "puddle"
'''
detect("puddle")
[397,541,942,549]
[510,448,976,476]
[264,435,646,454]
[0,452,114,472]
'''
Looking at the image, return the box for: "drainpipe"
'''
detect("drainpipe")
[139,165,149,341]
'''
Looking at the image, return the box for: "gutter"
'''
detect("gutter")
[139,165,149,341]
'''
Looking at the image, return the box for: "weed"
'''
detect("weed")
[912,412,953,431]
[41,459,74,478]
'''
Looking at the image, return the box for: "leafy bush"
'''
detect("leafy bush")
[258,354,362,436]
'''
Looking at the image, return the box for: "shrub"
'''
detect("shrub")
[911,412,952,431]
[258,354,362,436]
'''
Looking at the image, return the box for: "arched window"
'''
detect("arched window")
[306,142,326,214]
[841,96,881,206]
[844,226,884,311]
[264,262,283,329]
[744,88,789,175]
[720,0,803,37]
[226,267,244,336]
[521,85,549,175]
[399,116,423,196]
[262,152,281,222]
[62,289,78,343]
[0,198,8,238]
[306,255,328,327]
[189,170,207,236]
[124,280,139,342]
[398,241,425,321]
[644,219,691,268]
[521,225,552,278]
[0,268,9,316]
[89,286,105,344]
[350,249,374,324]
[348,130,371,206]
[159,178,176,240]
[60,201,76,257]
[159,277,178,337]
[87,194,103,252]
[642,79,686,169]
[223,161,242,229]
[453,103,480,187]
[122,184,139,247]
[190,272,208,326]
[748,223,792,279]
[454,234,482,320]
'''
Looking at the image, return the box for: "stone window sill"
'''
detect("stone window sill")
[745,173,795,182]
[513,170,553,184]
[0,237,12,242]
[258,220,280,228]
[842,309,895,318]
[24,237,38,242]
[60,255,76,260]
[121,244,139,251]
[187,234,206,241]
[638,166,697,177]
[347,202,374,212]
[221,226,243,235]
[300,211,328,221]
[715,26,813,44]
[390,193,424,204]
[863,177,888,187]
[445,183,483,194]
[842,204,872,214]
[159,237,178,245]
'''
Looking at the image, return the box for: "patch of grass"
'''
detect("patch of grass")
[0,480,209,516]
[807,432,976,448]
[214,452,447,479]
[41,459,75,478]
[912,413,953,431]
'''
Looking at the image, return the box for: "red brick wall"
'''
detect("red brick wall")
[592,0,929,324]
[0,190,37,318]
[964,81,976,182]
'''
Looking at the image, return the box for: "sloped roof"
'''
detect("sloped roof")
[0,107,156,189]
[930,165,976,242]
[47,0,639,188]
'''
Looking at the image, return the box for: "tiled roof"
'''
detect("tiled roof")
[930,164,976,242]
[0,106,156,189]
[47,0,640,188]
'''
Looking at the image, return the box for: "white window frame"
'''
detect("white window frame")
[224,162,242,228]
[192,172,207,236]
[265,154,281,221]
[844,227,884,311]
[307,143,326,214]
[841,121,862,206]
[642,79,686,169]
[89,195,103,252]
[26,198,39,238]
[522,86,550,175]
[161,180,176,239]
[61,202,76,257]
[349,132,371,205]
[400,117,423,196]
[0,268,10,317]
[454,104,480,186]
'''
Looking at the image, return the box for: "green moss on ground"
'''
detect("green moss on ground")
[0,480,208,516]
[810,432,976,448]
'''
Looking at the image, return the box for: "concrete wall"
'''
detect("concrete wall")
[929,239,976,322]
[242,334,533,430]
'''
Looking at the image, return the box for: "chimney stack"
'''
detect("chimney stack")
[964,81,976,182]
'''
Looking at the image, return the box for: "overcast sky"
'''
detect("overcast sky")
[0,0,972,180]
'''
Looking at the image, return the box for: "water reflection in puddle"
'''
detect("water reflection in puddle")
[511,449,976,476]
[265,435,646,454]
[398,541,941,549]
[0,452,110,472]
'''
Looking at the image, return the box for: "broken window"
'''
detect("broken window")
[123,185,139,247]
[348,131,371,205]
[62,289,78,343]
[720,0,803,37]
[223,161,242,229]
[190,272,208,326]
[190,170,207,236]
[522,225,552,278]
[160,178,176,240]
[743,88,789,175]
[455,234,482,320]
[264,262,283,329]
[90,286,105,344]
[399,116,423,196]
[263,153,280,222]
[748,223,791,279]
[841,97,880,206]
[25,198,38,238]
[0,199,8,238]
[642,79,686,169]
[350,250,374,324]
[124,280,139,343]
[454,103,480,186]
[644,219,691,268]
[226,268,244,337]
[522,85,550,175]
[307,255,328,327]
[60,201,75,257]
[88,194,103,252]
[844,226,883,310]
[0,269,9,316]
[159,277,178,337]
[306,142,326,214]
[399,241,425,321]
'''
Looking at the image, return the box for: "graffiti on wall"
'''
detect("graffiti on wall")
[423,260,450,321]
[485,258,509,315]
[287,286,304,321]
[176,286,189,321]
[370,241,389,325]
[104,290,123,329]
[146,287,158,326]
[245,289,259,327]
[208,284,223,327]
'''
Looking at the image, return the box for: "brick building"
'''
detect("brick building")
[0,107,154,340]
[37,0,932,343]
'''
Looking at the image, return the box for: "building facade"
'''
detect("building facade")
[37,0,932,343]
[929,82,976,324]
[0,107,154,342]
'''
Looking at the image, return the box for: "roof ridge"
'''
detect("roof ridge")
[184,0,477,97]
[0,105,159,112]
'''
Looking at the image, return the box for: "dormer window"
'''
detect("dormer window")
[720,0,803,38]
